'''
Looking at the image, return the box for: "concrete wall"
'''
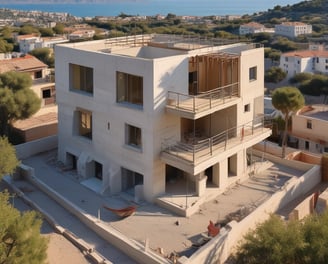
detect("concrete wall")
[16,123,57,142]
[288,194,315,221]
[15,135,58,160]
[253,141,296,157]
[182,162,321,264]
[56,43,189,201]
[239,47,264,128]
[286,151,322,165]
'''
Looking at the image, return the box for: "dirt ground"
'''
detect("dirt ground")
[45,233,90,264]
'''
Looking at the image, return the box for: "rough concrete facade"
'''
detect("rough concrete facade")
[55,34,271,210]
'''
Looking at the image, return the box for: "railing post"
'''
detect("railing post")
[209,95,212,109]
[210,138,213,155]
[193,96,195,113]
[193,145,195,164]
[177,94,180,108]
[225,130,228,150]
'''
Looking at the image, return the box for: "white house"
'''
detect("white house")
[55,34,271,215]
[17,34,68,54]
[275,22,312,38]
[18,35,43,54]
[280,49,328,78]
[239,22,274,35]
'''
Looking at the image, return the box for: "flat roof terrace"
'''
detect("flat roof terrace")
[57,34,259,59]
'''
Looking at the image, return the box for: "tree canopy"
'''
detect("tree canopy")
[0,137,19,180]
[29,48,54,68]
[265,67,287,83]
[233,212,328,264]
[0,39,13,53]
[272,86,304,157]
[0,71,41,137]
[0,191,48,264]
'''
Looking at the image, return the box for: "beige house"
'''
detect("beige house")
[291,105,328,153]
[55,34,271,216]
[0,54,57,142]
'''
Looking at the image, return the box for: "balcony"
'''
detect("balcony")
[161,116,272,175]
[166,82,240,119]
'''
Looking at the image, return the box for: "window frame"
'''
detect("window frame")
[244,104,250,112]
[125,123,142,150]
[249,66,257,81]
[69,63,94,95]
[306,120,312,129]
[76,109,93,140]
[116,71,143,108]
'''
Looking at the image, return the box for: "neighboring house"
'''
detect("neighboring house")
[68,30,95,41]
[55,34,271,215]
[17,34,68,54]
[0,54,57,142]
[40,36,69,49]
[290,105,328,153]
[17,35,42,54]
[275,22,312,38]
[239,22,274,35]
[280,49,328,78]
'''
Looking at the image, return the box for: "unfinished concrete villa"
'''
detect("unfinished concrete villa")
[55,34,272,216]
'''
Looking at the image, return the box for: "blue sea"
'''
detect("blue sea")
[0,0,302,17]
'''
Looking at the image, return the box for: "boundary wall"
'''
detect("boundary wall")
[182,152,321,264]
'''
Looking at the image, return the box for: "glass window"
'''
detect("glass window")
[117,71,143,107]
[70,64,93,94]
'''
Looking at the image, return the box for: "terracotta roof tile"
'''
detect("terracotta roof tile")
[283,50,328,58]
[0,55,47,74]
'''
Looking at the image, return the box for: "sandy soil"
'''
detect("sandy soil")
[45,233,90,264]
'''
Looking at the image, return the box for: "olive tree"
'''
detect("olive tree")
[0,71,41,136]
[233,212,328,264]
[0,137,48,264]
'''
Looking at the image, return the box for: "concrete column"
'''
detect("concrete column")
[219,159,228,189]
[236,150,245,179]
[195,172,207,197]
[212,163,220,187]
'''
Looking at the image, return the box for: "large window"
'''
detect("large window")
[77,109,92,139]
[70,64,93,94]
[125,124,142,149]
[249,66,257,81]
[117,71,143,107]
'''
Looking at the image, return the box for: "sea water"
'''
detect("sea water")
[0,0,302,18]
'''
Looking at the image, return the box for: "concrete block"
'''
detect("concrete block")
[177,256,189,264]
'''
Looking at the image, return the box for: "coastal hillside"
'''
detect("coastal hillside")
[253,0,328,24]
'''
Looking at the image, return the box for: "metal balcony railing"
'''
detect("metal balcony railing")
[161,116,271,165]
[167,82,239,114]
